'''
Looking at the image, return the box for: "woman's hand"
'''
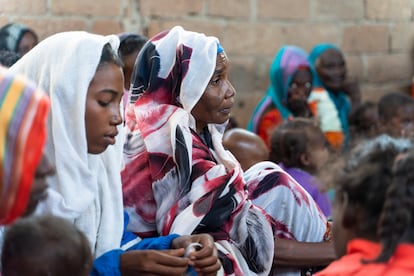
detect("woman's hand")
[120,248,189,276]
[172,234,222,275]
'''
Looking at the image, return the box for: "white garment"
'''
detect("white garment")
[308,88,342,132]
[10,31,124,258]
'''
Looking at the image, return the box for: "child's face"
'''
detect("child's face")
[286,69,312,116]
[316,49,346,92]
[383,104,414,138]
[306,129,330,173]
[360,106,379,138]
[85,63,124,154]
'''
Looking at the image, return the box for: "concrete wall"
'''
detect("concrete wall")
[2,0,414,127]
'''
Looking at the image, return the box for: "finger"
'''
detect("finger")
[195,259,222,275]
[189,244,216,260]
[162,248,185,257]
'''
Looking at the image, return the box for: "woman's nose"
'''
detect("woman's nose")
[111,109,123,125]
[225,80,236,98]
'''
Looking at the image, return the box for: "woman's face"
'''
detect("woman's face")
[24,154,55,217]
[315,49,346,92]
[286,68,312,115]
[85,62,124,154]
[191,52,236,132]
[121,49,139,90]
[18,32,37,56]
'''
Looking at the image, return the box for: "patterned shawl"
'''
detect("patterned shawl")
[248,46,310,133]
[0,66,49,225]
[0,23,36,53]
[122,26,274,275]
[10,32,124,258]
[308,43,351,144]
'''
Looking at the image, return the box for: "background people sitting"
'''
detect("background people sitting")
[248,45,314,148]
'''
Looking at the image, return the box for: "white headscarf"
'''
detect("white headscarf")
[10,31,124,257]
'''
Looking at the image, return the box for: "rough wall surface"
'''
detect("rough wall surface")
[1,0,413,127]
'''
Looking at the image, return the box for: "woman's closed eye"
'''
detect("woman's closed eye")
[210,77,221,86]
[98,100,110,107]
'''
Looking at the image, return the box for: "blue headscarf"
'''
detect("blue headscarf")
[248,45,310,132]
[309,43,351,144]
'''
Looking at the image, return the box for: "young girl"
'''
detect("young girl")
[11,31,219,276]
[248,45,314,147]
[373,148,414,273]
[269,118,332,217]
[316,135,413,275]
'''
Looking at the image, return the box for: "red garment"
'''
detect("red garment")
[257,109,284,148]
[315,239,382,276]
[316,239,414,276]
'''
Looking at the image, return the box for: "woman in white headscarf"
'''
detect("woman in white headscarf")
[11,31,220,276]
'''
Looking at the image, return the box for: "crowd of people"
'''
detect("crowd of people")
[1,21,414,276]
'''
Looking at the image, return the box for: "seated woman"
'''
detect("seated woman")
[11,31,220,276]
[0,23,38,56]
[316,135,413,275]
[248,45,314,147]
[308,43,361,150]
[122,26,332,276]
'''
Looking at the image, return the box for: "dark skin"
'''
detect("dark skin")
[380,104,414,138]
[120,234,221,276]
[121,49,140,90]
[286,68,313,117]
[192,52,236,133]
[315,49,361,108]
[194,52,335,270]
[18,31,38,56]
[85,63,221,275]
[23,154,55,216]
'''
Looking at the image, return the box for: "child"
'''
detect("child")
[2,215,92,276]
[248,45,314,147]
[378,92,414,138]
[316,135,413,275]
[348,101,379,144]
[374,148,414,271]
[269,118,332,217]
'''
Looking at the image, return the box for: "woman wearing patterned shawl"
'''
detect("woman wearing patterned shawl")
[0,66,50,224]
[0,23,38,56]
[122,26,330,276]
[308,43,360,150]
[247,46,314,147]
[11,31,220,276]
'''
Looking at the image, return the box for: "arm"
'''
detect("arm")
[274,238,336,267]
[90,212,188,276]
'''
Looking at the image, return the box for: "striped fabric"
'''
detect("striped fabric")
[0,66,49,224]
